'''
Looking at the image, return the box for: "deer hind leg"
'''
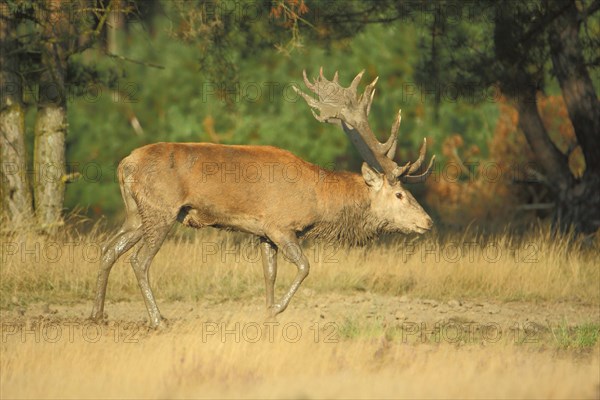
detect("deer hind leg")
[130,217,174,328]
[260,238,278,310]
[90,202,143,322]
[267,232,309,317]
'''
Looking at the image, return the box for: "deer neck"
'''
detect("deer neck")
[304,171,383,246]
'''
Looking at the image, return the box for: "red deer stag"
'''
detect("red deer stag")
[90,69,435,328]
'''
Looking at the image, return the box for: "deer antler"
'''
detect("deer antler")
[294,68,435,184]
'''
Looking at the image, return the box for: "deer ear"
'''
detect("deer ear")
[361,162,384,190]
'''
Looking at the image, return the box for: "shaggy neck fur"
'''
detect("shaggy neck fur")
[300,171,388,247]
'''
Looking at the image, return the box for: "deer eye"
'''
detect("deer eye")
[395,192,403,200]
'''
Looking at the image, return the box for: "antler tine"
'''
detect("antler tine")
[333,71,339,83]
[386,138,398,159]
[386,110,401,159]
[394,161,411,177]
[367,88,375,115]
[363,76,378,116]
[310,109,323,122]
[407,138,428,174]
[292,86,328,123]
[350,70,365,95]
[400,155,436,184]
[381,135,398,160]
[379,108,398,157]
[302,70,315,91]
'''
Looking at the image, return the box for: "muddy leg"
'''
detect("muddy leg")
[268,233,309,317]
[90,223,142,321]
[130,224,172,328]
[260,239,278,310]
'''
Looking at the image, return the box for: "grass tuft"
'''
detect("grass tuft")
[1,224,598,308]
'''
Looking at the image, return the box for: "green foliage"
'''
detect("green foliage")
[552,322,600,349]
[59,1,549,219]
[5,0,599,229]
[66,18,467,218]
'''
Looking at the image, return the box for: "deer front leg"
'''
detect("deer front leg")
[268,233,309,317]
[260,239,278,310]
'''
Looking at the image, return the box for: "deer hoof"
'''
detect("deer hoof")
[268,303,284,317]
[88,312,107,323]
[150,316,170,332]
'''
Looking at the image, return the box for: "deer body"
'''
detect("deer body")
[91,69,434,328]
[123,142,368,241]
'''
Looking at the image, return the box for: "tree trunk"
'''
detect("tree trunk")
[34,106,66,229]
[548,1,600,176]
[515,88,600,233]
[106,0,124,54]
[558,172,600,233]
[515,95,572,193]
[547,2,600,233]
[33,0,69,230]
[0,7,34,229]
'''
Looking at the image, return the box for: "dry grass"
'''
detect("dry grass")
[1,315,599,399]
[1,224,598,308]
[1,225,599,399]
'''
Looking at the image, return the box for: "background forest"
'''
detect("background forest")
[2,3,599,398]
[1,0,599,233]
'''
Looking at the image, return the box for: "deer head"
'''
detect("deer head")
[294,68,435,234]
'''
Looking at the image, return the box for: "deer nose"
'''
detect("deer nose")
[425,216,433,229]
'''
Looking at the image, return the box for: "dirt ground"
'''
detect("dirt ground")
[2,292,598,340]
[2,293,599,399]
